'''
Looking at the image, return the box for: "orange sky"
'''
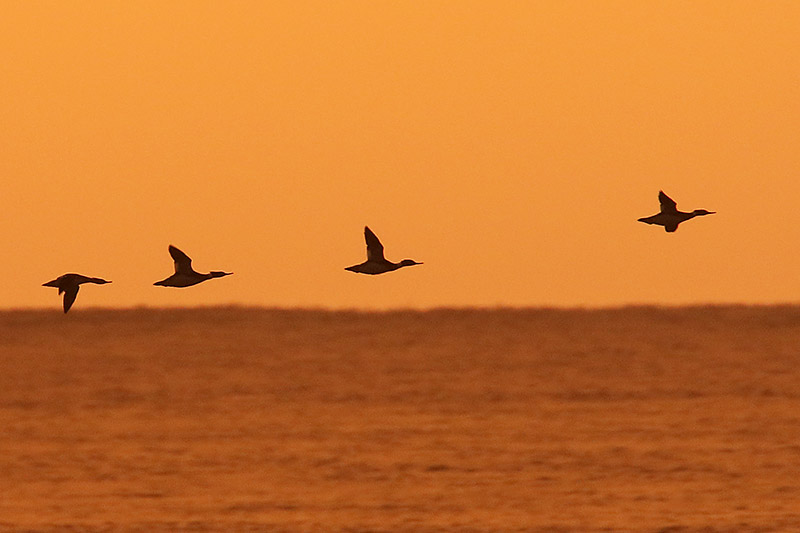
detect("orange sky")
[2,1,799,309]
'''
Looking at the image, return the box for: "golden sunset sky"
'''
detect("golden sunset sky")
[2,1,799,309]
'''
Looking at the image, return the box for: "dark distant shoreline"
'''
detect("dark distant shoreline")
[3,303,800,314]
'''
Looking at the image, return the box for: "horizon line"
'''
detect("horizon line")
[4,302,800,313]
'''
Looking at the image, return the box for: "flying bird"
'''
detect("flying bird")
[638,191,715,232]
[42,273,111,313]
[154,245,233,287]
[345,226,422,275]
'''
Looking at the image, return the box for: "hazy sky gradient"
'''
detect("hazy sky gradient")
[2,1,799,309]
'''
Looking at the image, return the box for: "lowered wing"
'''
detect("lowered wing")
[63,285,79,314]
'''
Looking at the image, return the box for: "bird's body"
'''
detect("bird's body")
[345,226,422,275]
[154,245,233,287]
[42,273,111,313]
[638,191,715,232]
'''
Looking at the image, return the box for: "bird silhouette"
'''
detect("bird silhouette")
[345,226,422,275]
[154,245,233,287]
[42,273,111,313]
[638,191,715,232]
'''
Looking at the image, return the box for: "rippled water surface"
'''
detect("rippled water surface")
[1,307,799,532]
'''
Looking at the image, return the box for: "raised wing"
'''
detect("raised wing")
[168,245,194,275]
[364,226,385,262]
[63,285,79,313]
[658,191,678,213]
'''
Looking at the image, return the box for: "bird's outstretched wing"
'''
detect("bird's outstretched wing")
[364,227,385,262]
[168,245,193,275]
[658,191,678,213]
[63,285,79,314]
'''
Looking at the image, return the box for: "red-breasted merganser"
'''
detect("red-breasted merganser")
[154,245,232,287]
[345,226,422,275]
[42,273,111,313]
[638,191,715,232]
